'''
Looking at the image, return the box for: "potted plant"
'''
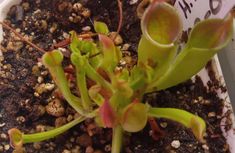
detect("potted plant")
[0,0,234,153]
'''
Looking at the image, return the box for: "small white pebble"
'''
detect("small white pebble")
[198,96,203,101]
[15,28,21,33]
[63,32,70,39]
[37,62,43,68]
[171,140,181,149]
[129,0,139,5]
[4,144,10,151]
[34,92,40,97]
[82,26,91,32]
[160,122,168,128]
[73,3,83,11]
[16,116,26,123]
[62,149,71,153]
[104,144,111,152]
[44,83,55,91]
[120,59,126,65]
[0,133,7,140]
[37,76,44,83]
[202,144,209,150]
[67,115,74,122]
[193,99,199,103]
[122,43,131,51]
[208,112,216,117]
[58,47,67,53]
[0,123,5,128]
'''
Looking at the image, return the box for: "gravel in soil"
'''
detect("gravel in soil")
[0,0,232,153]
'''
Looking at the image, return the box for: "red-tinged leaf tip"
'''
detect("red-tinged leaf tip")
[188,13,233,50]
[98,34,119,71]
[99,34,114,50]
[99,99,117,128]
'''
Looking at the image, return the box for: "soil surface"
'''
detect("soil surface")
[0,0,232,153]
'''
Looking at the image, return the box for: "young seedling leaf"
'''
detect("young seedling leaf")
[113,79,133,98]
[71,53,92,110]
[149,14,233,91]
[138,0,181,78]
[121,102,149,132]
[70,31,101,67]
[148,107,206,142]
[94,21,109,35]
[88,85,104,106]
[99,34,120,72]
[70,31,82,54]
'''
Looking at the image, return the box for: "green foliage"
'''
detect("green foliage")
[148,108,206,142]
[147,14,233,91]
[9,1,233,153]
[121,102,149,132]
[94,21,110,35]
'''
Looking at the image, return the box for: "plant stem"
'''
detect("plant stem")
[76,68,92,110]
[43,51,85,115]
[23,117,85,143]
[111,125,123,153]
[85,60,114,94]
[113,0,123,40]
[51,64,85,115]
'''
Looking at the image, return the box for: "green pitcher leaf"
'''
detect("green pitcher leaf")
[148,107,206,142]
[138,1,182,78]
[148,14,233,91]
[9,117,85,145]
[188,14,233,49]
[141,1,182,44]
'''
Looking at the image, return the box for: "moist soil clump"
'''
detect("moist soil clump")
[0,0,232,153]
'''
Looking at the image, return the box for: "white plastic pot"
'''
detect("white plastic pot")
[0,0,234,152]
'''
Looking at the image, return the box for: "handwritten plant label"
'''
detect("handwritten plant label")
[173,0,235,37]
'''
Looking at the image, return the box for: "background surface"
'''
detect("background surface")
[0,0,234,108]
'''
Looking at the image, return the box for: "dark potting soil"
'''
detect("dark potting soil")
[0,0,232,153]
